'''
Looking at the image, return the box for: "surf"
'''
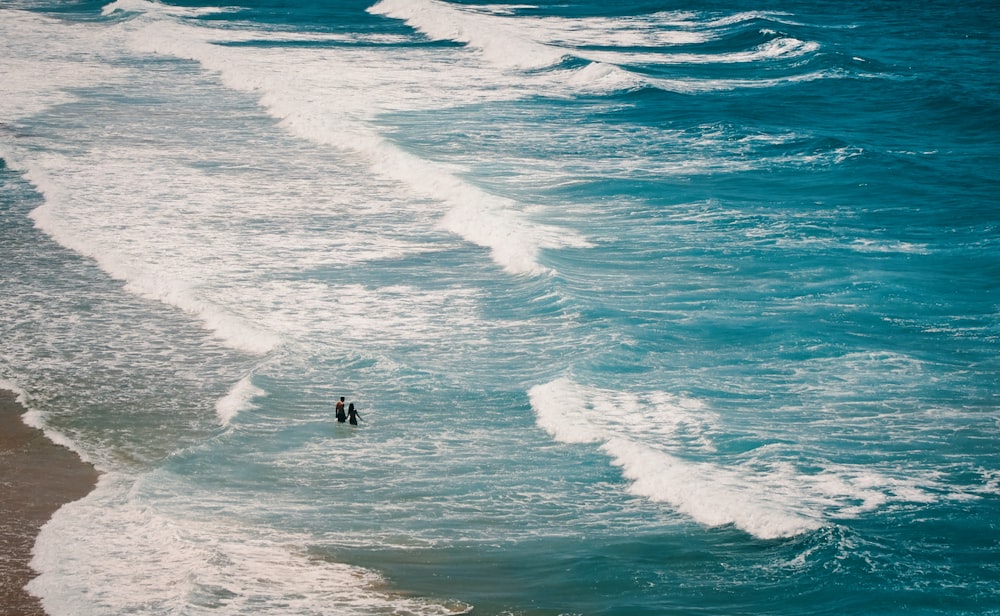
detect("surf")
[528,377,956,540]
[100,0,590,277]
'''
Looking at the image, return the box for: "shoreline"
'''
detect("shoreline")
[0,389,99,616]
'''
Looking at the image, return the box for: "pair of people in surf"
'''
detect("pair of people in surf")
[335,396,361,425]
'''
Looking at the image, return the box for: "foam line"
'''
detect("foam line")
[530,377,952,539]
[0,9,125,121]
[117,15,590,275]
[102,0,229,18]
[367,1,823,97]
[0,378,28,403]
[0,379,94,464]
[585,37,820,67]
[530,378,834,539]
[215,375,266,426]
[23,167,281,355]
[368,0,567,69]
[275,113,591,276]
[601,439,822,539]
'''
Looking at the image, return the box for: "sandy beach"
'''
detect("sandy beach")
[0,389,98,616]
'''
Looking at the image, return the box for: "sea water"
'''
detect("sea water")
[1,0,998,613]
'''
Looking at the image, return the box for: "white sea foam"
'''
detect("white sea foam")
[520,12,711,48]
[367,0,822,96]
[701,11,800,29]
[30,473,470,615]
[647,70,834,94]
[563,61,644,92]
[0,377,28,402]
[0,379,44,439]
[102,0,230,18]
[586,37,819,68]
[369,0,567,69]
[602,439,823,539]
[215,376,266,425]
[850,238,930,254]
[0,378,95,464]
[529,377,948,540]
[530,377,718,449]
[24,166,282,355]
[2,7,284,355]
[528,378,821,539]
[80,0,825,285]
[6,10,507,360]
[111,12,590,276]
[370,1,710,59]
[0,10,126,120]
[249,281,485,350]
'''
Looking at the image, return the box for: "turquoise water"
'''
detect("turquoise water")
[1,0,998,614]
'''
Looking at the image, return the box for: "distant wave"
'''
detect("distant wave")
[106,1,590,276]
[368,0,567,69]
[369,0,825,95]
[102,0,230,18]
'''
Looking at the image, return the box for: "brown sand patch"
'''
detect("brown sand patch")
[0,389,98,616]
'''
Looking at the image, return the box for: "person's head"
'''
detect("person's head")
[340,397,345,402]
[349,403,355,411]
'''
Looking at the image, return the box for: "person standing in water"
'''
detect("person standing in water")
[347,403,361,425]
[335,397,347,423]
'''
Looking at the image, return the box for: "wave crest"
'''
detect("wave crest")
[529,377,945,540]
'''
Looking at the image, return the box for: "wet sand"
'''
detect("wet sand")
[0,389,98,616]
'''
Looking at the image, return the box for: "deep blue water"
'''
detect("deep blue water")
[1,0,998,614]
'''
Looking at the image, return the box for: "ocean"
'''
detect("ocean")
[1,0,998,613]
